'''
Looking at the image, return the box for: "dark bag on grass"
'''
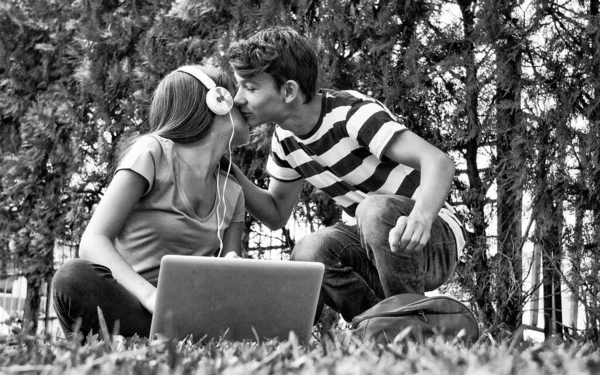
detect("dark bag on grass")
[350,293,480,344]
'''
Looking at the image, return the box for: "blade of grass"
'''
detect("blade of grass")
[97,307,112,348]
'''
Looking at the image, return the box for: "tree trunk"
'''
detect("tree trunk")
[532,118,566,339]
[530,243,542,327]
[493,0,524,331]
[567,140,584,337]
[21,244,54,335]
[458,0,496,324]
[540,191,564,339]
[568,206,582,336]
[587,0,600,345]
[21,276,43,334]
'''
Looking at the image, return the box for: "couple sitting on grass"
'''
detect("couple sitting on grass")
[53,26,467,339]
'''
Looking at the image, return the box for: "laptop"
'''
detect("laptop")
[149,255,324,344]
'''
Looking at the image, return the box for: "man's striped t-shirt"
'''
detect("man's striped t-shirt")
[266,89,466,257]
[267,89,423,217]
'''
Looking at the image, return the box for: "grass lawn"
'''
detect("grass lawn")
[1,326,600,375]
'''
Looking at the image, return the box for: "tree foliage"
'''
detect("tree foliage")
[1,0,599,342]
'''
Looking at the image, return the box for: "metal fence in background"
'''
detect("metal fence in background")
[0,241,77,337]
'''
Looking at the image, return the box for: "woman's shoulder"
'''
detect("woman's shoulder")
[125,134,172,158]
[118,134,172,171]
[133,134,167,150]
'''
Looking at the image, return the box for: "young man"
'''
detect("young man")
[227,26,466,323]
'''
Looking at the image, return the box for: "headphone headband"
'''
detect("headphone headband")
[176,66,217,89]
[176,66,233,116]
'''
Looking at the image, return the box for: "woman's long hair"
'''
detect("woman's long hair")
[150,66,234,143]
[110,66,235,179]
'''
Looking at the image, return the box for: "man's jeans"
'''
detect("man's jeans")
[52,259,152,338]
[291,195,458,322]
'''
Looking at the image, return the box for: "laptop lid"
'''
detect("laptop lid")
[149,255,324,344]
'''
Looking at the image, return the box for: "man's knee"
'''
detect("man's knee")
[356,195,387,221]
[291,233,326,262]
[291,228,339,263]
[356,196,416,245]
[356,195,413,222]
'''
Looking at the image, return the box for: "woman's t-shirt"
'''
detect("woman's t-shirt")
[113,134,245,284]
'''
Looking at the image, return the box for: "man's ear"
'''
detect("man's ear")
[282,80,301,103]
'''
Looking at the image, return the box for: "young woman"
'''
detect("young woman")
[52,65,249,339]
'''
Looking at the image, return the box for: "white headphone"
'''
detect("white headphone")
[176,66,234,116]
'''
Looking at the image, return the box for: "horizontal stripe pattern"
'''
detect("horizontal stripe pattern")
[267,89,419,216]
[268,89,465,256]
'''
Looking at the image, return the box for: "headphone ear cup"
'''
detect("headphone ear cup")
[207,86,234,116]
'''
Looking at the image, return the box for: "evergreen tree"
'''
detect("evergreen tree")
[2,0,599,339]
[0,0,84,333]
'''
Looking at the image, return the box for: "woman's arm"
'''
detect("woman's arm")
[79,169,158,313]
[220,221,244,258]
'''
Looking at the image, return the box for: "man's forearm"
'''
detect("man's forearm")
[229,163,294,230]
[409,154,455,224]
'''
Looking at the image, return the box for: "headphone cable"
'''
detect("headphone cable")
[216,112,236,257]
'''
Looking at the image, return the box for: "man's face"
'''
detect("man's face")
[233,72,285,127]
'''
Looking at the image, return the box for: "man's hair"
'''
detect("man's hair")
[228,26,318,103]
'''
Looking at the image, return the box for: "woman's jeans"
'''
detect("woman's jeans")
[52,259,152,338]
[291,195,459,323]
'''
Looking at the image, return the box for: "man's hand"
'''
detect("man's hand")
[224,251,240,259]
[388,215,432,253]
